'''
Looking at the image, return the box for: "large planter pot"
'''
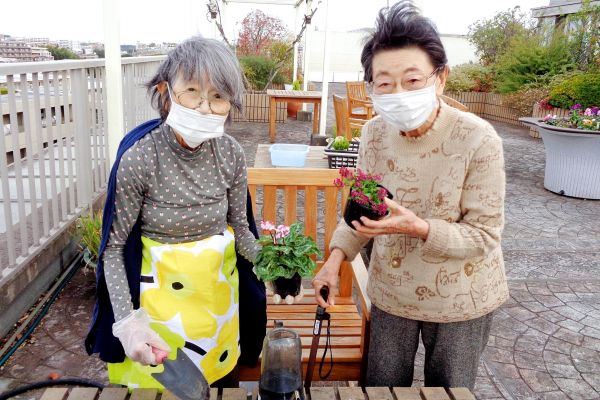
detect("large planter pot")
[287,101,300,119]
[343,185,393,229]
[272,273,302,299]
[520,117,600,199]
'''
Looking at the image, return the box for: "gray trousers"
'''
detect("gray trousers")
[366,305,493,389]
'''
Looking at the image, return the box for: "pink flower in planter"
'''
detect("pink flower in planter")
[261,220,276,231]
[584,108,593,116]
[373,202,389,216]
[339,166,353,179]
[275,224,290,239]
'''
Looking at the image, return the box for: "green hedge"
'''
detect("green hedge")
[548,73,600,109]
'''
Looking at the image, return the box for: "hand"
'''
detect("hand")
[112,308,171,365]
[311,249,344,308]
[353,198,429,239]
[265,281,305,305]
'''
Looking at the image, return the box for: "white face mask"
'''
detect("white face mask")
[165,85,227,148]
[371,83,438,132]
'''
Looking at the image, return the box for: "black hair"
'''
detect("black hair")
[361,1,448,82]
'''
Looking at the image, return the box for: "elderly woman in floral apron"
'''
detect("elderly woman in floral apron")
[85,36,264,389]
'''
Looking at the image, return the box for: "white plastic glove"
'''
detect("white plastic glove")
[265,281,304,305]
[112,308,171,365]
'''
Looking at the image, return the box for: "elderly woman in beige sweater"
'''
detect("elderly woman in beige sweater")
[312,1,509,390]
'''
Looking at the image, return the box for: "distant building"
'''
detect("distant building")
[80,46,98,59]
[54,40,82,54]
[532,0,600,32]
[30,46,54,61]
[120,44,136,56]
[19,37,50,47]
[0,41,36,62]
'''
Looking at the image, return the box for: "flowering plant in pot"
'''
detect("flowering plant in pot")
[255,221,321,304]
[334,167,393,229]
[542,104,600,132]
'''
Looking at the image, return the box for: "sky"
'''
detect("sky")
[4,0,550,45]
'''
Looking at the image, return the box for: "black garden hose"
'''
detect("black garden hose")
[0,378,105,400]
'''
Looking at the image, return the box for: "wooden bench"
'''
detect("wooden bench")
[239,168,371,383]
[39,386,476,400]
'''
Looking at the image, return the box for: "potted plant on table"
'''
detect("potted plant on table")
[334,167,393,229]
[254,221,320,304]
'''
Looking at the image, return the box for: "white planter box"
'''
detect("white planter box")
[520,117,600,199]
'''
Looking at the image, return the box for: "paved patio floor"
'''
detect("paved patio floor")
[1,84,599,399]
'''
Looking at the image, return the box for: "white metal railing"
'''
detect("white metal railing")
[0,56,164,274]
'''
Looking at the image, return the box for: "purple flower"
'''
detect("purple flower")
[591,106,599,115]
[571,104,582,110]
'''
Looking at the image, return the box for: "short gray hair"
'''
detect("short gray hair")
[147,36,244,123]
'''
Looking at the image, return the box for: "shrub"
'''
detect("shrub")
[238,55,287,90]
[446,63,495,92]
[548,73,600,109]
[503,85,550,117]
[494,35,574,93]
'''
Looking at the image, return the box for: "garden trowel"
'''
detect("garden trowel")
[151,347,210,400]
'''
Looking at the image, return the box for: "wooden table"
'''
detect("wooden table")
[40,386,475,400]
[267,90,322,143]
[253,144,329,169]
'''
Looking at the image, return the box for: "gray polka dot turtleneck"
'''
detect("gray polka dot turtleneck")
[103,124,259,322]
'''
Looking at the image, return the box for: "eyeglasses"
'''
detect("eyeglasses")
[370,66,443,94]
[173,88,231,115]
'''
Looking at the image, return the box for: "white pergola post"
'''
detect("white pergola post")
[102,0,124,165]
[292,1,302,82]
[318,0,331,136]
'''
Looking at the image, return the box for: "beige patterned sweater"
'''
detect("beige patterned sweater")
[330,100,509,323]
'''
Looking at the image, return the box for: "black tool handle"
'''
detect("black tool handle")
[320,286,329,303]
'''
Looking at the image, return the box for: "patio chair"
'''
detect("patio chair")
[239,168,371,384]
[345,81,375,120]
[333,94,368,140]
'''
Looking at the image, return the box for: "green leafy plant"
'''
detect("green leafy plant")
[334,167,389,215]
[254,221,321,282]
[75,211,103,268]
[547,73,600,109]
[543,104,600,131]
[330,136,350,151]
[292,79,302,90]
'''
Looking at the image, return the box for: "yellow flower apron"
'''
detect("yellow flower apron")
[108,227,240,388]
